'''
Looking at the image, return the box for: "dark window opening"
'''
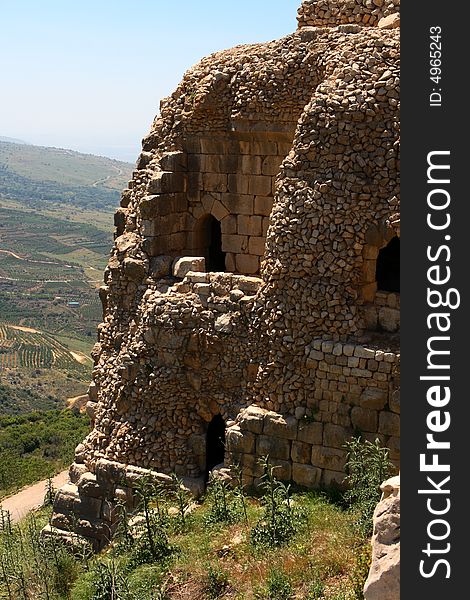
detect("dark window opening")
[376,236,400,293]
[208,216,225,271]
[194,214,226,272]
[205,414,225,481]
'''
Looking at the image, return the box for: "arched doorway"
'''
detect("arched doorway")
[205,414,225,481]
[193,214,226,272]
[376,236,400,293]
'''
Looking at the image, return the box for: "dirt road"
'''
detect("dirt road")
[0,470,69,523]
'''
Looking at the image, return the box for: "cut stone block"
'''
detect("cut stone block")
[351,406,378,433]
[248,175,272,196]
[173,257,205,278]
[254,196,274,216]
[226,426,255,454]
[292,463,322,488]
[222,234,247,254]
[297,421,323,444]
[257,435,291,460]
[238,405,267,434]
[311,446,346,472]
[235,254,259,274]
[248,236,266,256]
[291,441,312,464]
[264,413,298,440]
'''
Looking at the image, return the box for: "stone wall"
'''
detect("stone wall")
[45,459,179,550]
[135,132,294,275]
[226,334,399,491]
[297,0,400,28]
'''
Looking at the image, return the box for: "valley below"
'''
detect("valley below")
[0,139,133,496]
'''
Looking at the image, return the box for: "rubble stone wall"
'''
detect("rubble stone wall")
[297,0,401,28]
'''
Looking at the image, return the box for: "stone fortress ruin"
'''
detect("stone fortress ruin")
[47,0,401,549]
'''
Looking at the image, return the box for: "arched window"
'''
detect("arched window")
[205,414,225,481]
[193,214,226,272]
[376,236,400,293]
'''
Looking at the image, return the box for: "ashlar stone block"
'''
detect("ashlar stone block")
[292,463,322,488]
[238,406,266,435]
[297,421,323,445]
[237,215,262,236]
[257,435,291,460]
[323,423,352,449]
[235,254,259,274]
[248,175,273,196]
[222,235,247,254]
[379,412,400,437]
[226,427,255,454]
[254,196,274,216]
[311,446,347,472]
[351,406,378,433]
[263,413,298,440]
[291,441,312,464]
[249,236,266,256]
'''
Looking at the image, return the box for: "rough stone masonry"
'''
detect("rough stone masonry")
[46,0,400,549]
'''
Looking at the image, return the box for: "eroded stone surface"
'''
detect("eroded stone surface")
[364,476,400,600]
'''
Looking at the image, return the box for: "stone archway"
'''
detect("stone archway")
[193,214,226,272]
[205,414,226,481]
[361,223,400,332]
[376,236,400,293]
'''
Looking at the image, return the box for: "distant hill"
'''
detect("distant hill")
[0,136,27,144]
[0,140,133,211]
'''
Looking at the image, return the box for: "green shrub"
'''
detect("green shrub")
[125,476,174,568]
[73,559,133,600]
[307,579,325,599]
[0,508,85,599]
[264,570,293,600]
[206,564,229,599]
[203,475,243,526]
[0,409,90,498]
[343,437,393,537]
[169,473,192,532]
[251,457,304,549]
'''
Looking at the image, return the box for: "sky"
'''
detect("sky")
[0,0,300,163]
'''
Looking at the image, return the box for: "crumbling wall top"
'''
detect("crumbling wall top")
[297,0,400,28]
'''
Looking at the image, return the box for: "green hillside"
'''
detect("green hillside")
[0,140,127,415]
[0,140,133,211]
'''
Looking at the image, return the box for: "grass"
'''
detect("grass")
[0,441,390,599]
[0,487,370,600]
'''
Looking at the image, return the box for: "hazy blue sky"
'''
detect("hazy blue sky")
[1,0,300,163]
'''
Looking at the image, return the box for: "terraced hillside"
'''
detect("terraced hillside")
[0,140,130,414]
[0,323,91,371]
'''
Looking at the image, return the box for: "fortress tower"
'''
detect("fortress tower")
[47,0,400,548]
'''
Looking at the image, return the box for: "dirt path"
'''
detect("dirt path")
[9,324,41,334]
[92,165,123,187]
[0,470,69,523]
[0,248,74,268]
[69,350,91,364]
